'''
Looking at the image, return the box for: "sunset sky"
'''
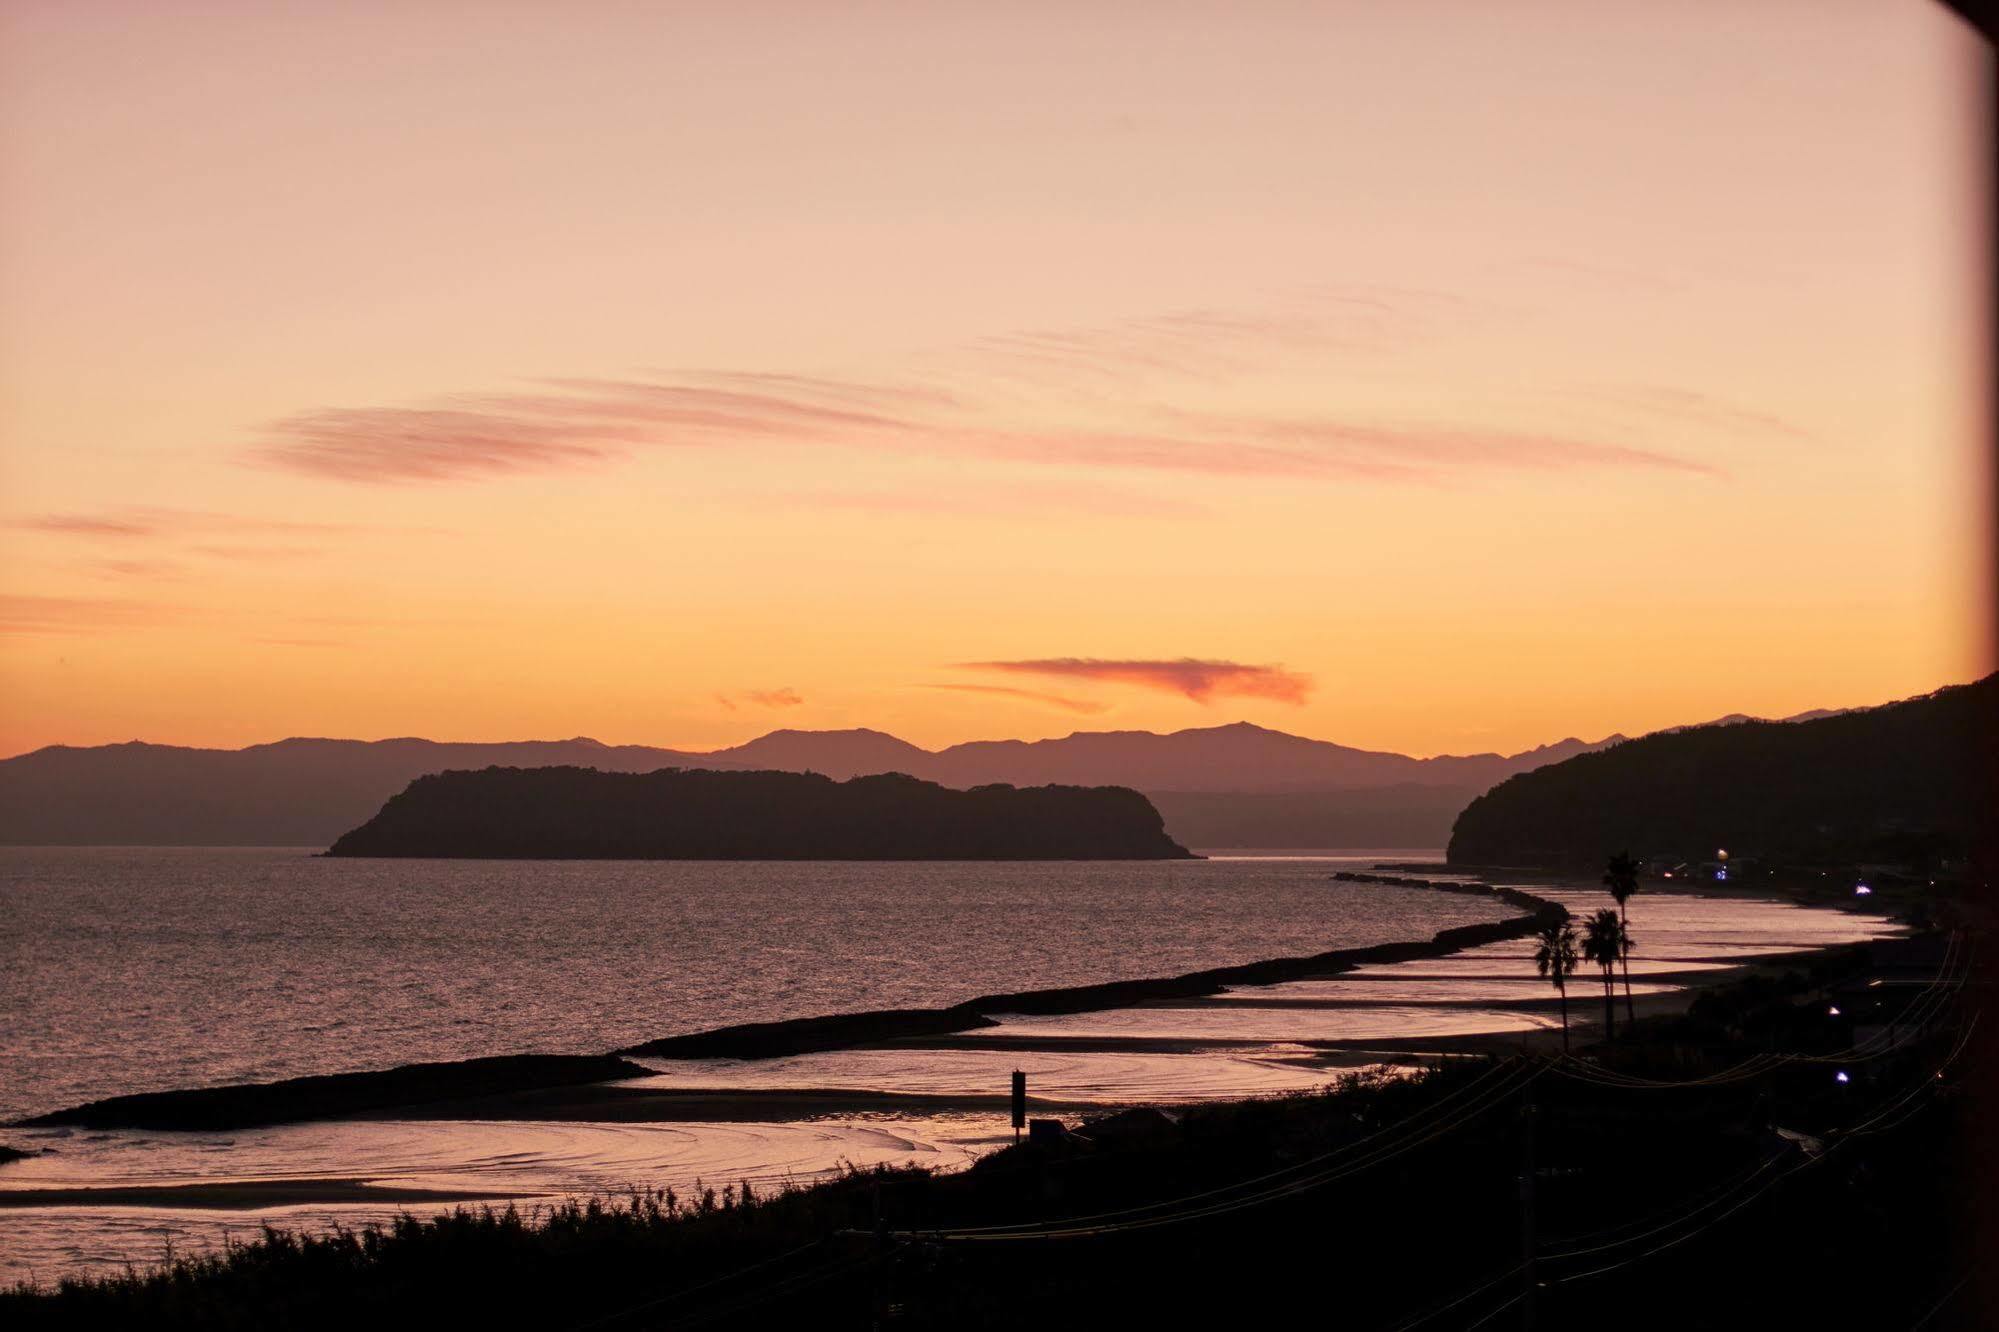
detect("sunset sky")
[1,0,1990,760]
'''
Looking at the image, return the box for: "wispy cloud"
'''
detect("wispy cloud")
[967,419,1716,482]
[10,508,358,540]
[0,593,180,635]
[960,290,1426,388]
[237,294,1723,487]
[745,687,805,709]
[924,682,1110,715]
[252,406,635,483]
[83,558,187,581]
[187,543,325,563]
[1565,385,1810,442]
[14,514,161,538]
[716,687,806,711]
[960,657,1313,705]
[809,480,1204,519]
[251,376,938,484]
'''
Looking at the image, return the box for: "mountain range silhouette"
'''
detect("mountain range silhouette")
[0,705,1863,849]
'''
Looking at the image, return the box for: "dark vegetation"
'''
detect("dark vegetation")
[1448,674,1995,868]
[15,1056,648,1132]
[325,767,1196,860]
[4,940,1972,1330]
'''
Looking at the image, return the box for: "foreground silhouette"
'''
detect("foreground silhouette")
[1604,850,1641,1022]
[1580,909,1629,1043]
[4,941,1966,1331]
[1533,916,1580,1053]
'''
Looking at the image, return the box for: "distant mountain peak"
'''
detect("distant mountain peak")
[750,726,910,741]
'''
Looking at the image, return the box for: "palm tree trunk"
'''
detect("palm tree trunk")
[1620,905,1635,1025]
[1602,970,1616,1042]
[1558,985,1569,1054]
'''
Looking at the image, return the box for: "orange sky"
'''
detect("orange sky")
[1,1,1991,760]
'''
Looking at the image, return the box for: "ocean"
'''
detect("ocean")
[0,846,1480,1125]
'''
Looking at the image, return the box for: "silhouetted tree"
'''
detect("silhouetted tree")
[1532,917,1580,1054]
[1581,909,1627,1043]
[1603,851,1640,1023]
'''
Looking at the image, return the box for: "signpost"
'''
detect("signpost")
[1011,1069,1026,1143]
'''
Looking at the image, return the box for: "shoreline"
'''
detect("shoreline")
[11,875,1563,1132]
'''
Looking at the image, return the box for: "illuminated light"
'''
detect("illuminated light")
[1835,1071,1850,1084]
[1662,872,1673,879]
[1855,885,1873,896]
[1828,1005,1841,1016]
[1717,849,1729,860]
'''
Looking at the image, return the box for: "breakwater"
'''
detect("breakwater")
[619,876,1567,1060]
[18,1055,650,1132]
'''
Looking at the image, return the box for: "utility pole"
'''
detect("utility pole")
[1519,1098,1538,1331]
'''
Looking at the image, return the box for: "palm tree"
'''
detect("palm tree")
[1532,917,1580,1054]
[1603,851,1641,1024]
[1581,908,1627,1043]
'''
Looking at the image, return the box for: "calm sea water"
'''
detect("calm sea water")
[0,846,1488,1123]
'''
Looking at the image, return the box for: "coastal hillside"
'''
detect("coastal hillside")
[1446,675,1995,868]
[324,766,1196,860]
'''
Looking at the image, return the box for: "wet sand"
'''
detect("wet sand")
[362,1085,1102,1123]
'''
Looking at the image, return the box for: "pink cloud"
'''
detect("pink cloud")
[961,657,1313,705]
[744,688,805,709]
[925,682,1110,715]
[250,376,938,484]
[252,407,635,483]
[716,688,806,711]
